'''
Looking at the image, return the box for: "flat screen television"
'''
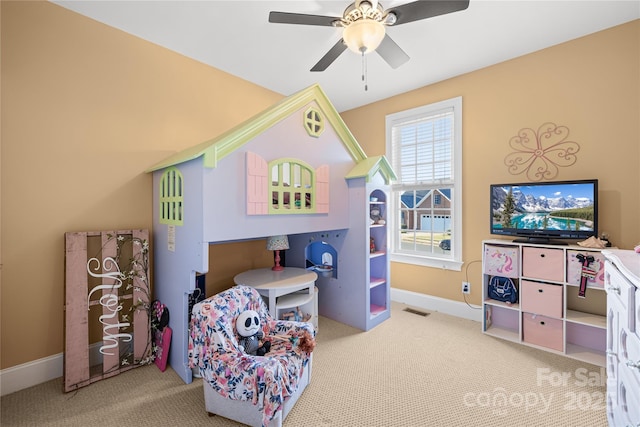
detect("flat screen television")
[490,179,598,244]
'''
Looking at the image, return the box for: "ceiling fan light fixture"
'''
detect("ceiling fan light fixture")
[383,12,397,25]
[342,19,385,54]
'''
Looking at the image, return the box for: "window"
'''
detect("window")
[159,167,184,225]
[269,159,315,213]
[304,107,324,137]
[385,97,462,270]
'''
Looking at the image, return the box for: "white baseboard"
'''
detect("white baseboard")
[1,343,104,397]
[0,353,63,396]
[3,293,479,396]
[391,287,483,322]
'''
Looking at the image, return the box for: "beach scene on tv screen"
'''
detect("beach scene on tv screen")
[492,183,595,232]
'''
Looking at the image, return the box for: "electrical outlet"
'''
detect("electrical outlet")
[462,281,471,294]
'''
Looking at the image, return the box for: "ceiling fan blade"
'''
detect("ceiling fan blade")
[387,0,470,26]
[376,34,410,69]
[269,11,340,27]
[311,39,348,72]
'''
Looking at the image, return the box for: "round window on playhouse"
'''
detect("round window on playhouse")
[303,107,324,137]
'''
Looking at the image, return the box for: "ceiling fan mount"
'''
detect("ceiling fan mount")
[333,1,390,28]
[269,0,470,72]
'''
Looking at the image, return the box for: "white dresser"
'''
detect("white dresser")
[603,249,640,427]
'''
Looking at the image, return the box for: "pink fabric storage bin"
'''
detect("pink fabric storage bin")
[522,246,564,282]
[566,250,605,288]
[484,244,519,278]
[522,312,563,351]
[521,280,563,318]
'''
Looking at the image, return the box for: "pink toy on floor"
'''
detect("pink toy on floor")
[152,301,172,372]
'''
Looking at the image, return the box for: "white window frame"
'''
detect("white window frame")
[385,97,463,271]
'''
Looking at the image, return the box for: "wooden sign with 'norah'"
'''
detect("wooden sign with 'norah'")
[64,230,153,392]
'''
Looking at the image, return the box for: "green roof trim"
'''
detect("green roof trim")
[145,84,367,172]
[346,155,397,184]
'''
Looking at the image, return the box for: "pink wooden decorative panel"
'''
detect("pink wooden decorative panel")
[64,230,152,392]
[64,234,91,390]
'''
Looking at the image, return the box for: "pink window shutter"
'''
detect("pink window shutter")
[316,165,329,213]
[246,152,268,215]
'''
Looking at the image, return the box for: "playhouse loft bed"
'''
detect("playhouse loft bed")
[146,84,396,384]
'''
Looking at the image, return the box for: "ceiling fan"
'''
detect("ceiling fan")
[269,0,470,72]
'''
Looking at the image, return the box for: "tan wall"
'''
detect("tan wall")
[341,20,640,305]
[206,240,274,297]
[0,1,282,369]
[1,1,638,371]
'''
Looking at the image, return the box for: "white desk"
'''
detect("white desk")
[233,267,318,327]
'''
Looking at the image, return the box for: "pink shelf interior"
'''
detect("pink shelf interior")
[370,304,386,316]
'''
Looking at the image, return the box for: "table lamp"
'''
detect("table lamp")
[266,235,289,271]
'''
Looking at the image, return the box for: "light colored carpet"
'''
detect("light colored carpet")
[1,302,608,426]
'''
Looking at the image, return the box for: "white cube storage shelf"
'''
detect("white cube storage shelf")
[482,239,608,366]
[276,286,318,330]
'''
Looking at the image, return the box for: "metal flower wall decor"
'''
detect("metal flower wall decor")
[504,122,580,181]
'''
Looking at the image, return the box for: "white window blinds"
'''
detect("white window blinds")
[391,108,454,185]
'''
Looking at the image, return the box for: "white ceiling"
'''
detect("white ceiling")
[52,0,639,112]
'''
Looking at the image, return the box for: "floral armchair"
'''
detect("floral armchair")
[188,285,315,427]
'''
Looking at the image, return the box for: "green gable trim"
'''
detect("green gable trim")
[145,84,366,172]
[346,155,397,184]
